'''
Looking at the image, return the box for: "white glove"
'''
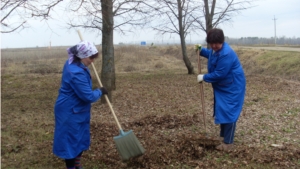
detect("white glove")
[194,44,202,52]
[197,74,204,83]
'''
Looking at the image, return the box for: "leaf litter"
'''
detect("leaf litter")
[1,70,300,169]
[85,73,300,168]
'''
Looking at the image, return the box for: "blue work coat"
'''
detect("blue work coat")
[200,42,246,124]
[53,60,102,159]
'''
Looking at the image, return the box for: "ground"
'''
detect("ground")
[1,46,300,168]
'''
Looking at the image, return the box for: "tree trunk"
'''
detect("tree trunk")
[180,34,194,74]
[177,0,194,74]
[204,0,215,49]
[101,0,116,102]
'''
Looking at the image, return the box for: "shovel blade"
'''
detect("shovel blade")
[113,130,145,161]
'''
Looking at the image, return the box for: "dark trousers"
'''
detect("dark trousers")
[65,152,82,168]
[220,122,236,144]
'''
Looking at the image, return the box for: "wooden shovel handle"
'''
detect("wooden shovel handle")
[197,51,206,134]
[77,30,123,131]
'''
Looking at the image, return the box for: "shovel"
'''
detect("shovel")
[77,30,145,161]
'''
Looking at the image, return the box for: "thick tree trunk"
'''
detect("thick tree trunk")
[101,0,116,102]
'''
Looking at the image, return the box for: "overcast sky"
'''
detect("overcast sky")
[1,0,299,48]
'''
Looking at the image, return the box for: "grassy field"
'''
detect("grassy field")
[1,45,300,169]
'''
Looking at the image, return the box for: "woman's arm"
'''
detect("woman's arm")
[200,48,211,59]
[70,71,101,103]
[204,53,234,83]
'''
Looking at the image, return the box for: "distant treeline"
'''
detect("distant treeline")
[225,36,300,45]
[120,36,300,46]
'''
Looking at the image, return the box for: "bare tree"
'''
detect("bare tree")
[151,0,203,74]
[150,0,254,73]
[195,0,254,36]
[0,0,63,33]
[66,0,152,101]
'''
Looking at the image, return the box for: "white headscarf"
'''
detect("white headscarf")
[67,41,98,64]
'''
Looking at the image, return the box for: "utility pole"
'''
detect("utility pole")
[273,16,277,45]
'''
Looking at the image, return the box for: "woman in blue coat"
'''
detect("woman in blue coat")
[196,28,246,151]
[53,41,108,169]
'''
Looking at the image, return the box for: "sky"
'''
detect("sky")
[1,0,300,49]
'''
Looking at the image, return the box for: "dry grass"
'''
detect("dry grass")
[234,47,300,81]
[1,45,300,169]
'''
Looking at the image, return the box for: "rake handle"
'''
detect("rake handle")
[77,30,123,131]
[197,51,207,134]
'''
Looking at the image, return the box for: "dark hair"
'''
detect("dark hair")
[89,53,99,60]
[69,45,80,63]
[206,28,225,44]
[70,45,99,63]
